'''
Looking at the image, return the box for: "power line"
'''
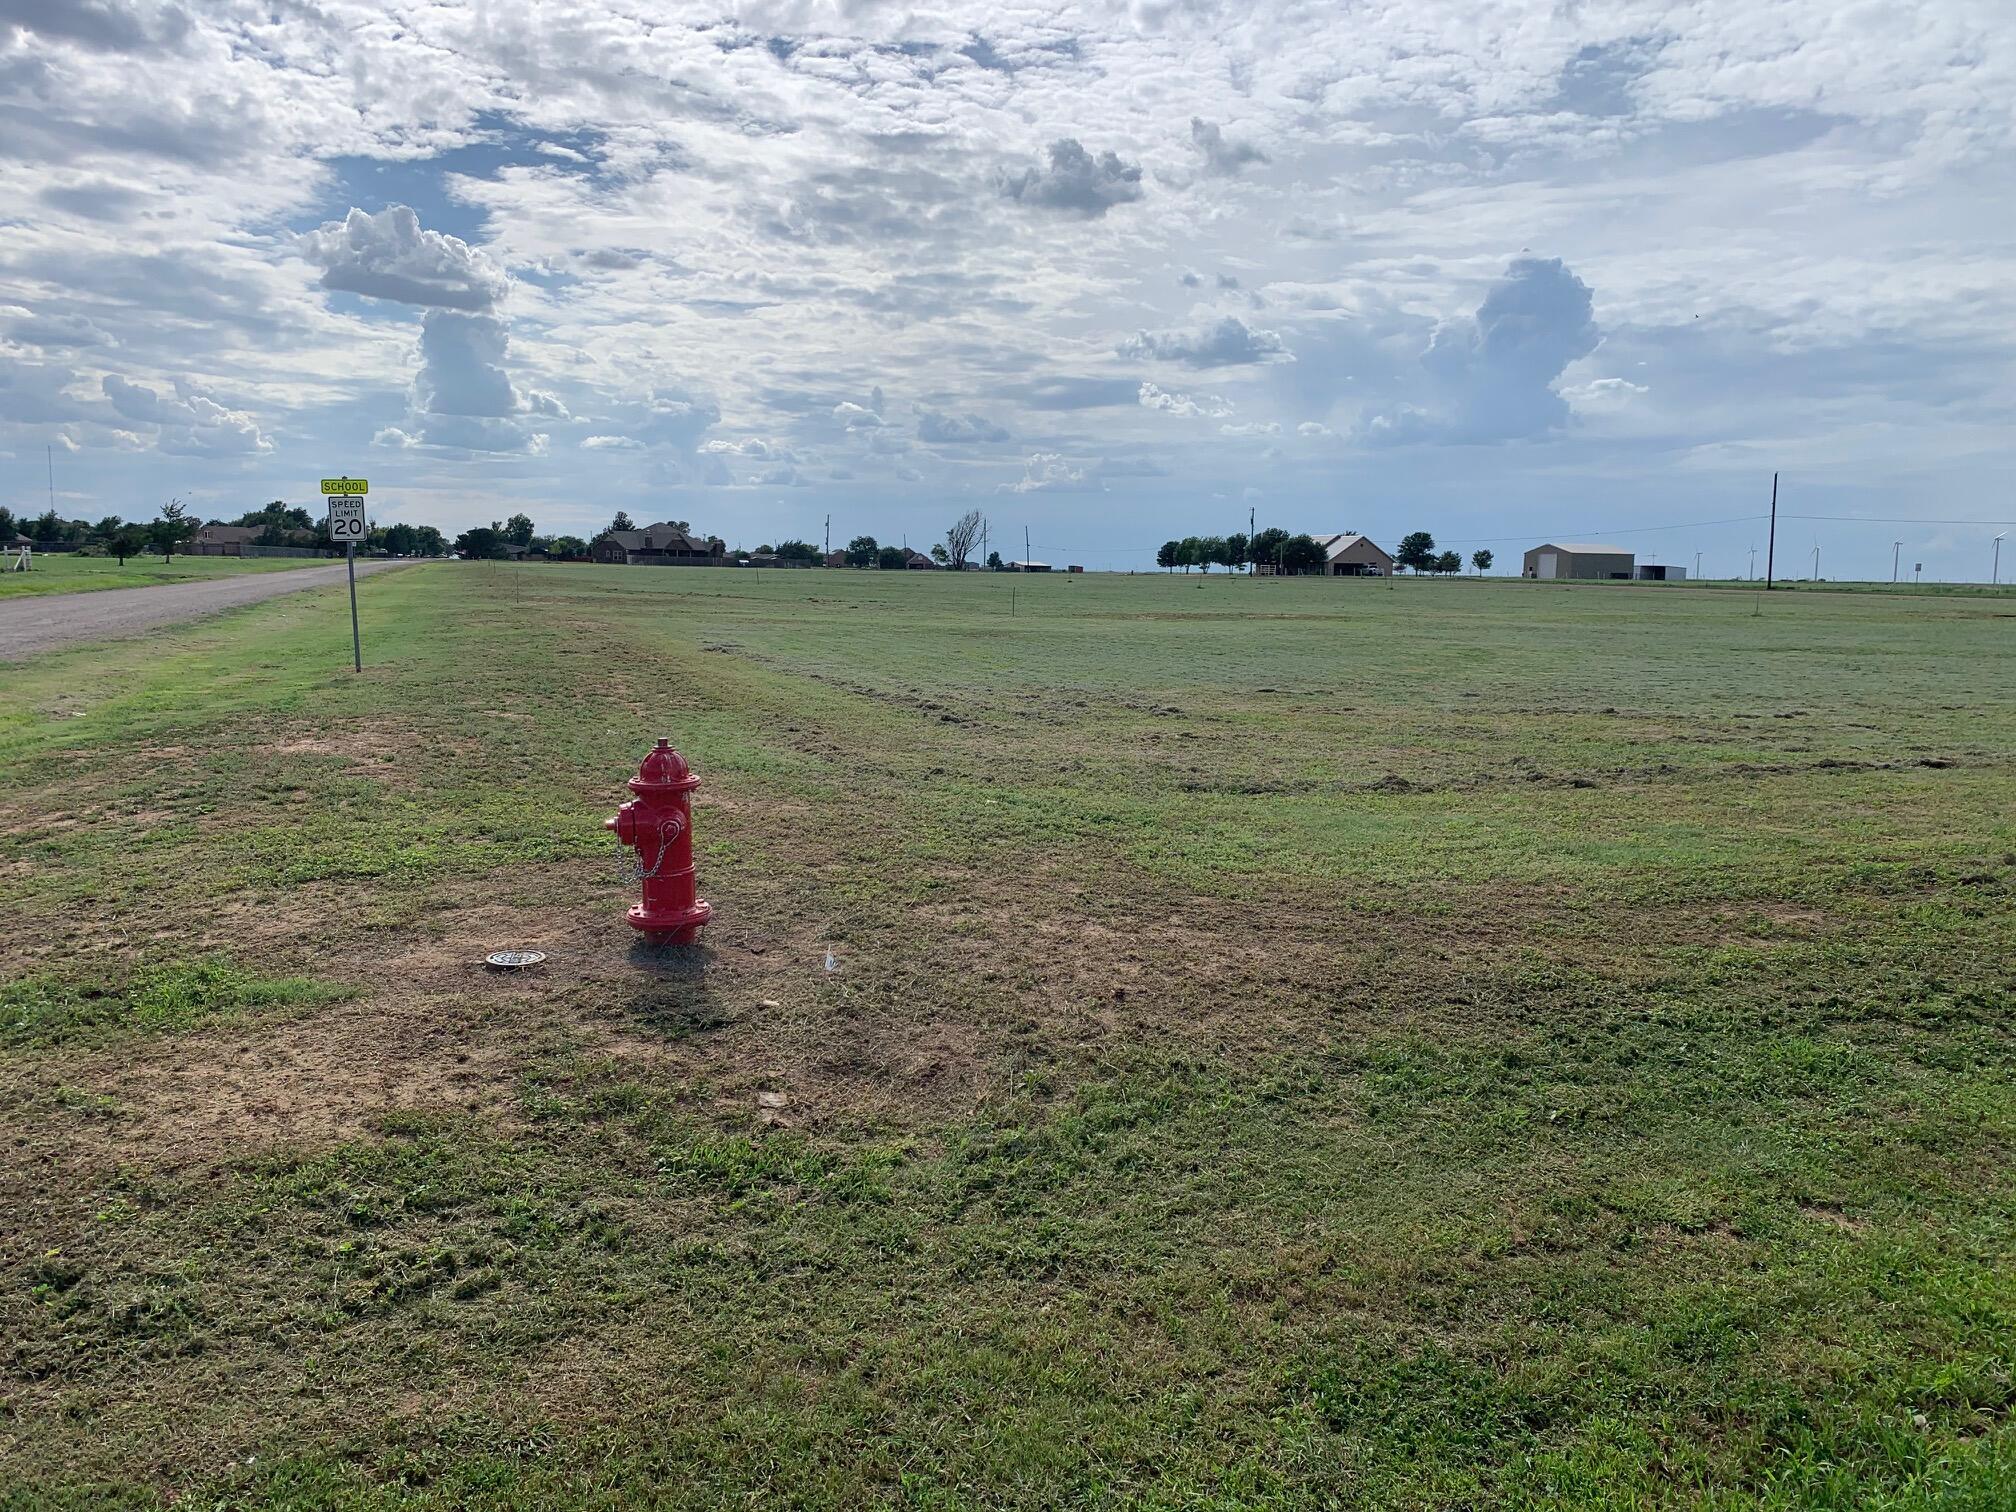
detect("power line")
[1781,513,2016,526]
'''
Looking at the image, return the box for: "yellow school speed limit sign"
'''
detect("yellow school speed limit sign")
[320,477,368,494]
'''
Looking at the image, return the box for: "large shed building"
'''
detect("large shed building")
[1523,542,1635,580]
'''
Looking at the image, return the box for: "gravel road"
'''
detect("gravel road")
[0,560,412,663]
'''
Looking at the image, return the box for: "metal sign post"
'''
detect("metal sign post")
[321,478,369,672]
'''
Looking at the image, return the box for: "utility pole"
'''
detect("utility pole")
[1249,504,1255,576]
[1747,545,1756,580]
[1764,471,1778,590]
[824,513,830,557]
[1892,540,1902,583]
[47,443,56,517]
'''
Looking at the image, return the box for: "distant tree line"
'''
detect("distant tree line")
[0,497,457,563]
[1157,527,1496,576]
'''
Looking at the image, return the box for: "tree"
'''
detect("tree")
[987,550,1003,571]
[236,500,312,532]
[1176,535,1203,573]
[944,509,984,570]
[608,511,636,534]
[112,523,147,565]
[877,545,906,570]
[1157,540,1179,572]
[1434,550,1462,575]
[930,543,950,565]
[1249,526,1290,573]
[501,513,536,549]
[412,525,448,558]
[1471,549,1494,575]
[1225,532,1249,572]
[455,526,508,559]
[548,534,589,561]
[1395,531,1437,574]
[845,534,878,568]
[1281,534,1327,574]
[150,497,194,562]
[1195,535,1228,572]
[774,540,821,564]
[0,506,14,540]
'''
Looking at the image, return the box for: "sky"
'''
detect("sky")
[2,1,2012,579]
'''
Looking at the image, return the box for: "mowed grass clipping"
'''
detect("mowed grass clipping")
[0,562,2011,1508]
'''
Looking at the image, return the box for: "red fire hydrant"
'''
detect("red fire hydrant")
[606,738,713,944]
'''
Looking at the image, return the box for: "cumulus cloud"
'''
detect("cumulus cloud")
[700,437,798,460]
[1297,421,1338,438]
[1119,316,1293,367]
[582,434,643,450]
[917,408,1010,443]
[1001,139,1144,217]
[1364,257,1600,445]
[1219,421,1280,437]
[1191,118,1268,176]
[833,400,886,430]
[1001,452,1101,494]
[101,374,271,456]
[300,204,552,451]
[1138,381,1233,419]
[299,206,508,313]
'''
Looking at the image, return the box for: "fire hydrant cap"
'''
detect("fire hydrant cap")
[630,737,699,793]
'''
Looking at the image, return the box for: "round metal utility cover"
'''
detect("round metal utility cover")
[484,950,547,970]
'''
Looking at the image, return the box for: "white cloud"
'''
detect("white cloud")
[1002,452,1101,494]
[1363,257,1600,445]
[1119,317,1293,368]
[1138,381,1232,419]
[917,408,1010,443]
[299,207,508,314]
[1000,139,1144,217]
[101,374,272,456]
[1191,118,1267,176]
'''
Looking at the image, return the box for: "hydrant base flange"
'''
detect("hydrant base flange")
[627,899,713,945]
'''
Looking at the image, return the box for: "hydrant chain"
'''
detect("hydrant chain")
[606,738,713,945]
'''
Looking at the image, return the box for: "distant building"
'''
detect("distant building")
[186,523,262,557]
[591,522,726,566]
[1003,560,1052,572]
[1634,563,1686,581]
[1067,565,1085,573]
[1314,533,1392,576]
[825,550,846,568]
[902,548,938,570]
[1253,533,1391,576]
[1523,542,1635,580]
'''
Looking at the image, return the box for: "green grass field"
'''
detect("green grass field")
[0,551,330,599]
[2,564,2011,1508]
